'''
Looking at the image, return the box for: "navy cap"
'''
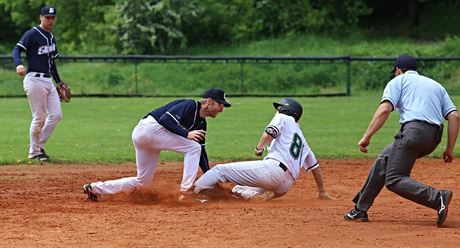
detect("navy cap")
[392,55,417,73]
[41,6,57,16]
[202,88,231,107]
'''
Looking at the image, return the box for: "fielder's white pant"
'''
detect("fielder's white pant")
[91,116,202,195]
[23,72,62,157]
[194,159,295,198]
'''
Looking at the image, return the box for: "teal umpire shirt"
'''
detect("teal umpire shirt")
[381,70,457,125]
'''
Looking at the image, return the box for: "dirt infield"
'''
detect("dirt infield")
[1,159,459,247]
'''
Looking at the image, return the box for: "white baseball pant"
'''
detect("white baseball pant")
[91,115,202,195]
[23,72,62,157]
[194,159,295,198]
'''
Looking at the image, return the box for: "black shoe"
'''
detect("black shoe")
[40,149,50,160]
[29,153,49,162]
[344,206,369,222]
[83,183,99,201]
[437,190,453,227]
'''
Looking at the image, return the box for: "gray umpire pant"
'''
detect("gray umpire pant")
[353,121,444,211]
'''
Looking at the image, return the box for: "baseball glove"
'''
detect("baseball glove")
[56,81,71,102]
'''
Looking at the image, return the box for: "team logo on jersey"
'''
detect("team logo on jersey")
[38,44,56,55]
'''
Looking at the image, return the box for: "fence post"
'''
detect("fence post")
[345,56,351,96]
[239,60,244,95]
[134,62,138,95]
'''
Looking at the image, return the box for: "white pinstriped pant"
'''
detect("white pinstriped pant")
[91,116,202,195]
[23,72,62,157]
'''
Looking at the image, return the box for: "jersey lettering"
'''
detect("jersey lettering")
[37,44,56,55]
[289,133,302,159]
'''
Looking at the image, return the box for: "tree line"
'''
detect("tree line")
[0,0,457,54]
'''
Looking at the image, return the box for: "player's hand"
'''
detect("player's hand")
[442,150,454,163]
[254,146,264,156]
[358,137,370,153]
[187,130,206,142]
[16,65,26,76]
[318,191,336,200]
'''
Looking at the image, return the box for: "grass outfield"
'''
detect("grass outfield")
[0,95,458,164]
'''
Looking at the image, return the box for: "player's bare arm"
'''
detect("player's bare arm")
[311,167,335,200]
[443,110,459,162]
[254,132,273,156]
[358,101,392,153]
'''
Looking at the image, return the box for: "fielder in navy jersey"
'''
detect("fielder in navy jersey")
[83,88,231,201]
[12,6,65,161]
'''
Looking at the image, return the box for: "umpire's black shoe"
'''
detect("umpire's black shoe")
[83,183,99,201]
[344,206,369,222]
[437,190,453,227]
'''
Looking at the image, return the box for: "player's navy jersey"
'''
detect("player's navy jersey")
[12,26,59,74]
[145,99,210,172]
[147,99,207,138]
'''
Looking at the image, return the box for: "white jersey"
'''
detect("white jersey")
[264,112,318,180]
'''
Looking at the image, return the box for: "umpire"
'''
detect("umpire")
[344,55,459,227]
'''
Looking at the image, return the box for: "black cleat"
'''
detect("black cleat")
[83,183,99,201]
[437,190,453,227]
[29,153,49,162]
[344,206,369,222]
[40,149,50,160]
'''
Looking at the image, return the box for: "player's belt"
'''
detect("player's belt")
[279,162,287,172]
[34,73,52,78]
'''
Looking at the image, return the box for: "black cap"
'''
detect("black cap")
[41,6,57,16]
[202,88,231,107]
[392,55,417,73]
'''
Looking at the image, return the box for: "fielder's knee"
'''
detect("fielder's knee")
[188,142,201,154]
[135,177,154,191]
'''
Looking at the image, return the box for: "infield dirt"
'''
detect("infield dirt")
[1,158,459,247]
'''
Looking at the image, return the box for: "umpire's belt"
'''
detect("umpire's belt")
[402,120,442,129]
[279,162,288,172]
[34,73,52,78]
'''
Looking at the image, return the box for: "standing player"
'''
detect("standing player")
[344,55,459,227]
[193,98,334,201]
[12,6,68,161]
[82,88,231,201]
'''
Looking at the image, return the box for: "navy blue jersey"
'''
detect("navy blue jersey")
[12,26,61,82]
[146,99,210,172]
[148,99,207,138]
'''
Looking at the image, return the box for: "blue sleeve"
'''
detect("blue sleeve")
[199,146,210,173]
[51,59,61,82]
[12,46,23,66]
[157,101,195,138]
[51,38,61,82]
[12,29,32,66]
[381,77,401,110]
[157,113,189,137]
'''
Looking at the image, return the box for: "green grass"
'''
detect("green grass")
[2,35,460,97]
[1,95,459,165]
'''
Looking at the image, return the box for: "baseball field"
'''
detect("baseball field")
[1,96,459,247]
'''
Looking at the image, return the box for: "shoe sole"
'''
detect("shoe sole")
[437,190,453,227]
[344,216,369,222]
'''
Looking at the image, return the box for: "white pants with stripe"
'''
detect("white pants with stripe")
[194,159,295,198]
[23,72,62,157]
[91,116,202,195]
